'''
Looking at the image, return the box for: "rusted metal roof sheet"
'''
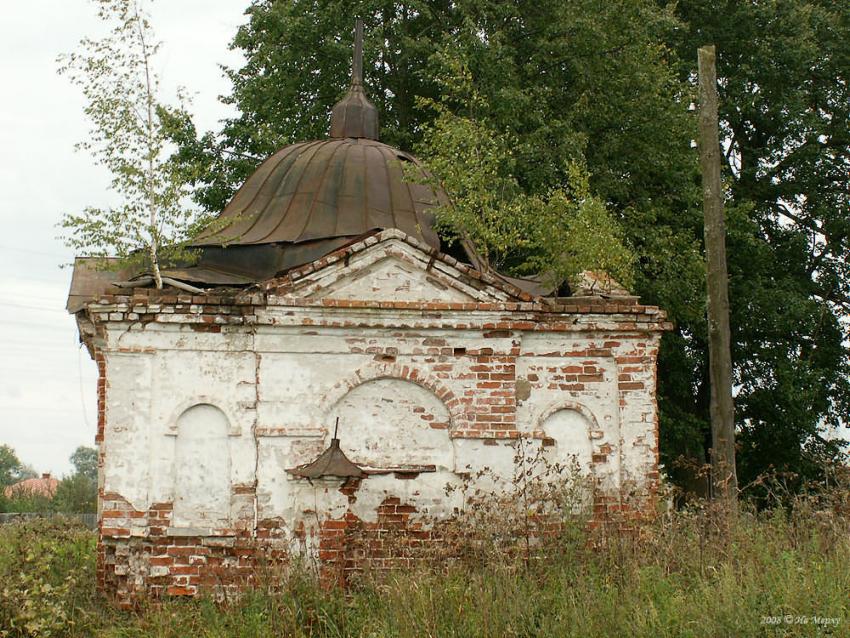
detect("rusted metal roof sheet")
[151,266,254,286]
[66,257,135,313]
[155,236,366,286]
[329,84,379,140]
[192,138,446,251]
[493,272,559,298]
[193,236,359,280]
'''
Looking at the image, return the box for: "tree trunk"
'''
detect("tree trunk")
[136,1,163,290]
[149,241,163,289]
[697,45,738,508]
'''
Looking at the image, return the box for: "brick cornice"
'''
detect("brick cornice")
[80,295,668,320]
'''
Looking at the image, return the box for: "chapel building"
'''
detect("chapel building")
[67,23,669,602]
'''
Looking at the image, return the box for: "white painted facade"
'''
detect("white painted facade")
[80,230,667,596]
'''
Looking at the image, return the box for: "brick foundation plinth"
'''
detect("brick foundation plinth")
[97,497,288,605]
[97,486,660,604]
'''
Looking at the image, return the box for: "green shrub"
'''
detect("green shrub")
[52,475,97,514]
[0,492,54,515]
[0,518,96,637]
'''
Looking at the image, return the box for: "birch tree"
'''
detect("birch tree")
[58,0,205,288]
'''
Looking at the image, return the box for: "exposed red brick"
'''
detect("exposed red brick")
[619,382,645,391]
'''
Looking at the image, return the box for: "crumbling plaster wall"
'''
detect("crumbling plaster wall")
[99,310,660,545]
[84,232,667,600]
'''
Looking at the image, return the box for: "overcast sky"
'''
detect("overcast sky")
[0,1,247,475]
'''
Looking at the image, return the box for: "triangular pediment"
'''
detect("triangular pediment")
[312,253,479,302]
[270,230,529,303]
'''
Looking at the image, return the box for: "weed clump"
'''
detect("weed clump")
[0,518,96,637]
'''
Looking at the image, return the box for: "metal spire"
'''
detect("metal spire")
[329,19,379,139]
[352,19,364,86]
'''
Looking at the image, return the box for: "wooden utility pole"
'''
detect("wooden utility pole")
[697,45,738,506]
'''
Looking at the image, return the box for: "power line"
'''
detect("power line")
[0,319,75,331]
[0,244,72,259]
[0,291,68,303]
[0,302,66,313]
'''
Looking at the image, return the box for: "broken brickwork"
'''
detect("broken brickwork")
[73,230,670,604]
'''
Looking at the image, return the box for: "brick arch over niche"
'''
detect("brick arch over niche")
[165,396,239,436]
[535,400,601,433]
[321,362,465,430]
[535,401,602,477]
[322,364,459,470]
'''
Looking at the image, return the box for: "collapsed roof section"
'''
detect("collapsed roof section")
[67,228,641,318]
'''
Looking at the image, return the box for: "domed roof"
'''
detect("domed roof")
[192,137,445,250]
[193,19,446,254]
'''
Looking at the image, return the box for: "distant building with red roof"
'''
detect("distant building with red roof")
[3,473,58,499]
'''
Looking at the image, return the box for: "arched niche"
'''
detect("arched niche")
[172,403,231,527]
[332,378,453,470]
[539,408,595,476]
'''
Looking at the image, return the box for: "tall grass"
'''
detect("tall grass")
[0,482,847,638]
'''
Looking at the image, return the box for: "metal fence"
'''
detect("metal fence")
[0,512,97,530]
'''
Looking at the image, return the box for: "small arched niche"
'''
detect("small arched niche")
[172,404,231,528]
[333,377,453,470]
[539,408,595,476]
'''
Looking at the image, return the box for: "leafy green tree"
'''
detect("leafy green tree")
[58,0,209,287]
[0,445,35,489]
[53,447,98,514]
[415,69,635,286]
[53,475,97,514]
[0,446,38,514]
[670,0,850,496]
[69,447,98,483]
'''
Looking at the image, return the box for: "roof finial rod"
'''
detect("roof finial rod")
[329,19,379,140]
[352,19,364,86]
